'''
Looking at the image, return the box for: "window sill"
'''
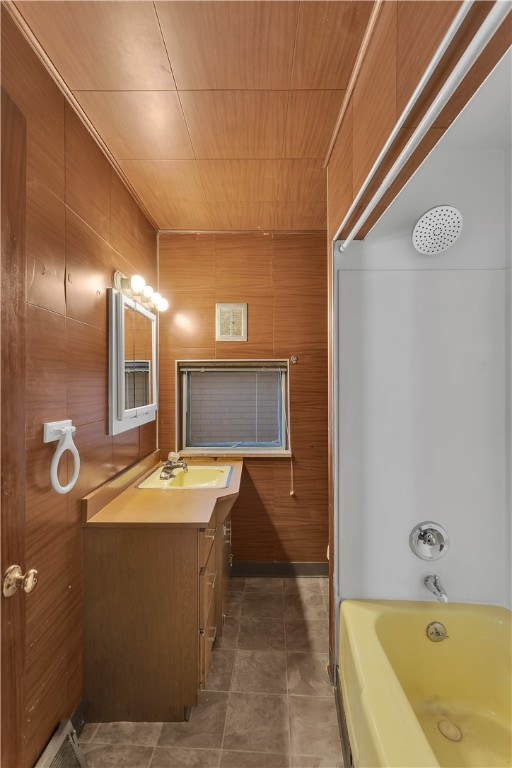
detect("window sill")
[180,449,292,459]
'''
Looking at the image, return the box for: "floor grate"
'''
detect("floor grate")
[34,720,86,768]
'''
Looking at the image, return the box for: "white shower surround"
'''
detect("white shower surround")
[334,52,512,610]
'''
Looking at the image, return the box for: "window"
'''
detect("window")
[177,360,290,456]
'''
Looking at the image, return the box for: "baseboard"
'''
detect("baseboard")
[231,561,328,577]
[335,666,354,768]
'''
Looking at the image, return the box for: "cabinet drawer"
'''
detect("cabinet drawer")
[199,540,216,628]
[199,598,217,689]
[198,524,216,569]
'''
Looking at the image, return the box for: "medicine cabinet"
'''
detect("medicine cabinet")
[108,288,157,435]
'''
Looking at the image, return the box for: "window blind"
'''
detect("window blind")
[179,362,287,449]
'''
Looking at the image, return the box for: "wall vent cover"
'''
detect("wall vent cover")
[34,720,86,768]
[412,205,463,255]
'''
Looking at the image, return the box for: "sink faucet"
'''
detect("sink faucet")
[160,452,188,480]
[424,574,448,603]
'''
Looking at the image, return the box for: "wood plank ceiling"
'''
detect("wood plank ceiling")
[14,1,373,231]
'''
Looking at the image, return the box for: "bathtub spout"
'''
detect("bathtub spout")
[424,574,448,603]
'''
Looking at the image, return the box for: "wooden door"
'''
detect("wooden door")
[1,87,27,767]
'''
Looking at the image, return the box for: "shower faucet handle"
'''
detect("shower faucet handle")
[418,530,437,546]
[409,522,449,561]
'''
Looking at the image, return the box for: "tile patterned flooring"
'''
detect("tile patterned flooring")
[80,576,343,768]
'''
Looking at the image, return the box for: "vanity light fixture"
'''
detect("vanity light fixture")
[155,297,169,312]
[129,274,146,294]
[149,291,169,311]
[113,271,145,294]
[112,270,168,312]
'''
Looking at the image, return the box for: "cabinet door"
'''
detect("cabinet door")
[198,524,216,569]
[199,536,217,632]
[84,526,198,722]
[214,503,232,634]
[222,512,232,626]
[199,595,217,688]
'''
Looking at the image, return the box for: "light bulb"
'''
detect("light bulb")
[152,292,162,305]
[143,285,154,299]
[156,297,169,312]
[130,274,145,294]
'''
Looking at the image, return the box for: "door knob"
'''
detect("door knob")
[2,564,39,598]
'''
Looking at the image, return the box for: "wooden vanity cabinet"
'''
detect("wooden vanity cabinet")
[82,459,241,722]
[83,500,233,722]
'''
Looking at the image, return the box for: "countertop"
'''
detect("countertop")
[83,459,242,527]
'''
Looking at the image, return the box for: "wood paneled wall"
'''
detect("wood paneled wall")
[328,0,457,239]
[158,232,328,563]
[327,0,511,241]
[1,13,157,767]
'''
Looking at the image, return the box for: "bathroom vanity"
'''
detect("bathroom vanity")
[82,455,242,722]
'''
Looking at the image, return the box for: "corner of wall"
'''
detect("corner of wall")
[505,145,511,609]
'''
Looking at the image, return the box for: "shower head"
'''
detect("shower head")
[412,206,463,255]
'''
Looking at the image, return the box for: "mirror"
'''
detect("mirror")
[123,302,154,410]
[108,288,157,435]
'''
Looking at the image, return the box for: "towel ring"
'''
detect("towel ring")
[43,420,81,494]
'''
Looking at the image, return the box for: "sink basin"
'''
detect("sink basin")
[138,465,232,490]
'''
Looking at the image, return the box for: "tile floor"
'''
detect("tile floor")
[80,576,343,768]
